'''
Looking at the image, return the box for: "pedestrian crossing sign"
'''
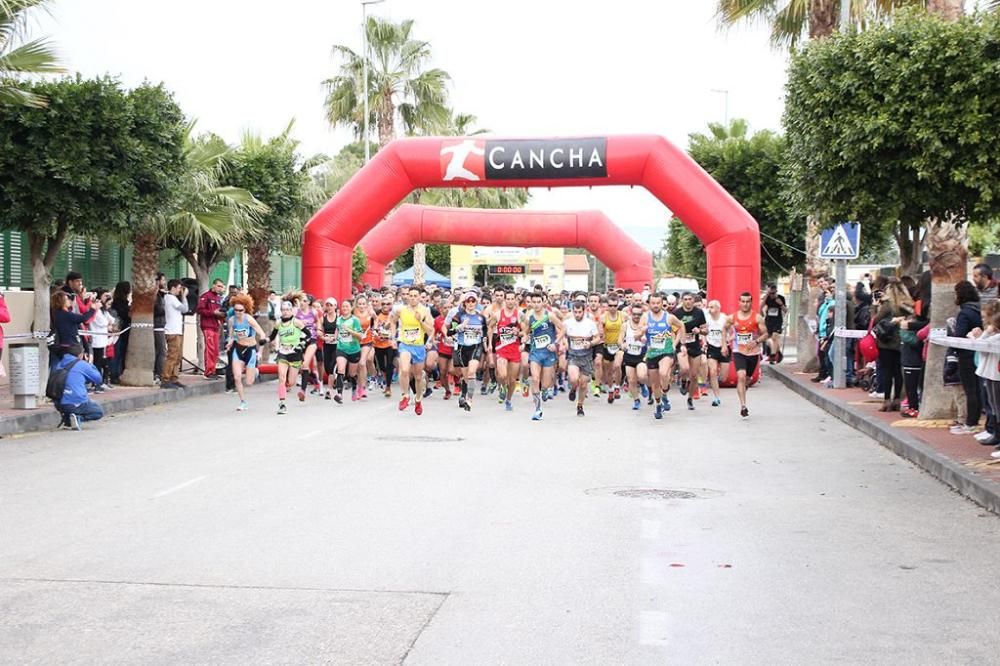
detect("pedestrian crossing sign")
[819,222,860,260]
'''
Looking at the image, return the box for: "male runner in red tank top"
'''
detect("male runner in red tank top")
[488,290,526,412]
[728,291,768,418]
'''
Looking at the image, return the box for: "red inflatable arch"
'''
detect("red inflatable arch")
[303,135,760,312]
[357,204,653,291]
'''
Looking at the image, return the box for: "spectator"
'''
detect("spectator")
[872,278,913,412]
[109,281,131,384]
[0,291,9,379]
[897,279,929,418]
[221,284,240,311]
[63,271,93,355]
[161,279,188,389]
[849,284,872,388]
[812,285,835,383]
[89,289,113,392]
[197,279,226,380]
[971,300,1000,444]
[951,280,983,435]
[53,344,104,430]
[972,263,998,304]
[153,272,167,382]
[49,290,96,370]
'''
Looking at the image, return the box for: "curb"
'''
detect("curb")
[0,374,273,438]
[764,364,1000,515]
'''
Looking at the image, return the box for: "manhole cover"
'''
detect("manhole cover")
[375,435,464,443]
[585,486,722,500]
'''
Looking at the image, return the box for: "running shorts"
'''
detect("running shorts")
[601,344,621,363]
[495,340,522,363]
[645,352,672,369]
[453,344,482,369]
[766,318,783,335]
[623,352,645,369]
[568,353,594,377]
[591,343,605,360]
[323,345,338,375]
[529,349,557,368]
[232,344,258,368]
[398,343,427,365]
[276,352,303,368]
[684,341,703,358]
[336,348,362,364]
[707,345,731,363]
[733,352,759,376]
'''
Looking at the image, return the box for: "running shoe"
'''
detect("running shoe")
[277,402,287,415]
[577,405,585,417]
[740,406,749,418]
[647,395,655,406]
[661,395,671,412]
[522,383,530,398]
[398,396,410,411]
[532,409,543,421]
[679,379,688,396]
[488,382,498,394]
[237,401,248,412]
[359,388,368,399]
[444,390,452,400]
[505,400,513,412]
[415,401,423,416]
[641,384,649,398]
[462,399,471,412]
[310,387,322,396]
[541,389,549,403]
[383,388,392,398]
[607,392,614,405]
[592,384,600,398]
[334,394,343,404]
[569,387,577,402]
[614,387,621,400]
[68,413,81,431]
[297,390,305,402]
[901,408,919,418]
[423,386,433,398]
[687,396,694,411]
[325,391,332,401]
[654,404,663,420]
[950,424,977,435]
[975,430,994,442]
[351,389,359,402]
[633,398,641,410]
[480,383,488,395]
[458,396,468,411]
[711,398,720,407]
[499,385,507,402]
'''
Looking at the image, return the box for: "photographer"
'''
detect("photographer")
[161,279,188,389]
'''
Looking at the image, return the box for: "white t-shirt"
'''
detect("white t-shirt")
[164,293,188,335]
[90,309,110,350]
[706,312,728,349]
[564,316,598,355]
[976,333,1000,381]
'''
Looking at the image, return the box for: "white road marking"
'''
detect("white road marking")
[298,430,323,440]
[641,556,665,586]
[641,519,661,540]
[643,469,662,484]
[152,476,207,499]
[640,611,670,646]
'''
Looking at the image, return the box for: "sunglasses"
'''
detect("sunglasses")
[233,308,245,313]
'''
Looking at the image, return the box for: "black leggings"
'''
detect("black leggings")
[878,347,903,401]
[957,350,981,427]
[902,366,922,411]
[983,379,1000,434]
[375,347,396,386]
[92,347,108,385]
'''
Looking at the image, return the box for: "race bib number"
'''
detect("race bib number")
[463,328,482,344]
[499,333,518,346]
[534,334,552,348]
[650,335,667,351]
[338,330,353,344]
[707,330,723,346]
[278,343,294,355]
[767,307,779,317]
[376,323,391,339]
[402,328,420,344]
[606,343,620,354]
[736,332,753,346]
[683,332,695,344]
[323,334,336,344]
[569,337,588,351]
[236,328,251,339]
[626,341,643,356]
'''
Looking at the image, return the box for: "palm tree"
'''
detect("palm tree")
[0,0,62,107]
[324,16,450,283]
[121,125,266,387]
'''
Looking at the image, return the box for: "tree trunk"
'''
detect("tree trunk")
[121,229,160,387]
[927,0,964,22]
[412,242,427,286]
[808,0,838,40]
[27,226,67,398]
[246,242,271,317]
[896,220,924,277]
[918,215,967,421]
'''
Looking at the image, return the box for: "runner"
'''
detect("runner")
[730,291,768,417]
[482,287,501,396]
[600,292,625,404]
[291,292,320,400]
[372,297,396,398]
[705,299,731,407]
[354,295,375,397]
[527,292,565,421]
[391,286,435,415]
[620,303,648,410]
[642,293,684,420]
[565,299,602,417]
[225,294,265,412]
[332,299,363,404]
[761,283,787,364]
[587,292,605,398]
[446,291,487,412]
[488,289,526,412]
[270,300,307,415]
[675,292,708,410]
[319,298,339,399]
[433,308,455,400]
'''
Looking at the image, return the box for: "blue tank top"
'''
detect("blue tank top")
[529,312,556,352]
[230,315,255,343]
[645,310,672,355]
[455,311,486,347]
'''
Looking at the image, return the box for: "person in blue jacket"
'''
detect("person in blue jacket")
[54,344,105,430]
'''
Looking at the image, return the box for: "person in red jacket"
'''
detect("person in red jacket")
[196,279,226,379]
[0,292,9,378]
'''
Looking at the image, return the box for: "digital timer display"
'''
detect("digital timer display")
[488,265,526,275]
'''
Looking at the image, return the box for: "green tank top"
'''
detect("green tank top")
[336,315,362,354]
[275,319,303,355]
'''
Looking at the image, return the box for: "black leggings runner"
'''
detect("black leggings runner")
[878,347,903,401]
[375,346,396,386]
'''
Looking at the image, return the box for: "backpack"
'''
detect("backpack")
[46,359,79,403]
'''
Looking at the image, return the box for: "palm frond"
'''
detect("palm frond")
[0,37,61,73]
[0,81,45,106]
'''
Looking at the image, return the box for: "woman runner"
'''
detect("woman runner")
[334,299,363,403]
[225,294,266,412]
[271,301,307,415]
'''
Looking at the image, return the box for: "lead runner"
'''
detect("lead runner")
[729,291,768,418]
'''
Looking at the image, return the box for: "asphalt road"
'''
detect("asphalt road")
[1,377,999,665]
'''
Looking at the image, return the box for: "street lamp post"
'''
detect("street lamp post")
[361,0,385,164]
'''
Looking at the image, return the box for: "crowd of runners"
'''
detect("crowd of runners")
[223,283,784,421]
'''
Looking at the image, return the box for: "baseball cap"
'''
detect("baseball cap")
[324,297,337,306]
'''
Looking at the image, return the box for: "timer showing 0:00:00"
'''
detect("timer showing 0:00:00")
[488,265,525,275]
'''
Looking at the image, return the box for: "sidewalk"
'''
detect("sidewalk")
[0,374,230,438]
[765,363,1000,515]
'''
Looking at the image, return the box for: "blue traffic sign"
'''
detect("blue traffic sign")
[819,222,861,260]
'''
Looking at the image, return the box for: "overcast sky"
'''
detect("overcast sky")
[37,0,795,251]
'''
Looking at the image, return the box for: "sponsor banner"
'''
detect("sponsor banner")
[471,246,540,264]
[440,137,608,182]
